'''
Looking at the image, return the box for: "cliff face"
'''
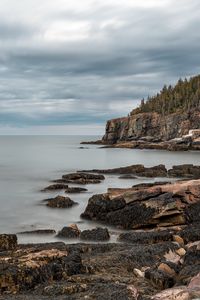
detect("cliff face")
[102,109,200,144]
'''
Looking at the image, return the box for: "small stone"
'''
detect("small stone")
[173,235,184,246]
[133,268,144,278]
[158,263,176,277]
[175,248,186,256]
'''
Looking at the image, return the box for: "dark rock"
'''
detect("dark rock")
[18,229,56,235]
[61,173,105,185]
[168,164,200,178]
[118,230,174,244]
[80,228,110,241]
[0,244,84,294]
[41,184,68,192]
[43,196,77,208]
[81,164,167,177]
[65,187,87,193]
[81,194,126,221]
[0,234,17,252]
[57,224,80,239]
[180,224,200,243]
[145,268,175,289]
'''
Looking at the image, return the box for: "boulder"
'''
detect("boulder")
[43,196,77,208]
[57,224,80,239]
[80,227,110,241]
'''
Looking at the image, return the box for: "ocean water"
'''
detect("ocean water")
[0,135,199,244]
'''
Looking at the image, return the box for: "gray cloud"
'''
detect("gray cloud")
[0,0,200,134]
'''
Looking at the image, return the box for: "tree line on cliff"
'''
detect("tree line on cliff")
[131,74,200,116]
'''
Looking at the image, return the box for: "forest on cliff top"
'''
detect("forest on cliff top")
[131,74,200,116]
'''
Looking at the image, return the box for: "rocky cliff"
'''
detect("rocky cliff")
[102,108,200,144]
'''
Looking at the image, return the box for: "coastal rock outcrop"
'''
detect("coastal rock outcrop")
[81,180,200,229]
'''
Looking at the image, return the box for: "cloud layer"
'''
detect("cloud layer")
[0,0,200,134]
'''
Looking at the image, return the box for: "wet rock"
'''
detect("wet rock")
[81,193,126,222]
[168,164,200,179]
[81,164,167,177]
[57,224,80,239]
[65,187,87,193]
[43,195,77,208]
[80,228,110,241]
[41,184,68,191]
[0,234,17,251]
[61,172,105,185]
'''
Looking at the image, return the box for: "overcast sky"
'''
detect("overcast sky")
[0,0,200,134]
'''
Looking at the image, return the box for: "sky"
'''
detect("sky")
[0,0,200,135]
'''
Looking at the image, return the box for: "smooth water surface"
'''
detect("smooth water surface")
[0,135,199,243]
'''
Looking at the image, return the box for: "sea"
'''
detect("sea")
[0,135,199,244]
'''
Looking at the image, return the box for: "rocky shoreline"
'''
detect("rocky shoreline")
[1,164,200,299]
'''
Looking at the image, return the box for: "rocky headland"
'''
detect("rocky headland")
[82,75,200,150]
